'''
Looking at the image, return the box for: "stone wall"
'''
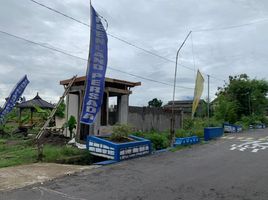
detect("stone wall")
[128,106,182,132]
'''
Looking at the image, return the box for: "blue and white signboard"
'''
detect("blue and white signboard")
[0,75,30,124]
[80,5,108,125]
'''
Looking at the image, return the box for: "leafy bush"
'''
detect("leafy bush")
[43,145,82,162]
[133,131,169,150]
[175,117,222,139]
[110,124,133,142]
[183,118,194,130]
[65,115,77,138]
[175,129,191,138]
[55,102,66,118]
[237,114,268,129]
[146,133,169,150]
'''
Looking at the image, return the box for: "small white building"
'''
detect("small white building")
[60,76,140,140]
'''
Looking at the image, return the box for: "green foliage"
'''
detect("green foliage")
[183,118,194,130]
[146,133,169,150]
[0,136,91,168]
[0,125,5,134]
[148,98,163,108]
[0,138,36,168]
[214,96,238,123]
[215,74,268,122]
[34,106,51,120]
[43,145,84,162]
[55,102,66,118]
[66,116,77,138]
[110,124,132,141]
[133,131,169,150]
[235,115,268,130]
[176,117,222,139]
[21,114,30,124]
[5,109,18,122]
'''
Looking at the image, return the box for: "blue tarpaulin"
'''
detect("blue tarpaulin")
[80,4,108,125]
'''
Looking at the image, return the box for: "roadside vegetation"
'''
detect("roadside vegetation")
[0,135,92,168]
[0,103,94,168]
[213,74,268,127]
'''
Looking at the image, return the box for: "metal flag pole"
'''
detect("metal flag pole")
[207,75,210,119]
[170,31,192,146]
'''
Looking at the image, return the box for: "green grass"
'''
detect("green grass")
[0,138,37,168]
[42,145,87,162]
[0,137,91,168]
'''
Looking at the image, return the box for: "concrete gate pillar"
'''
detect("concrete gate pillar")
[117,95,129,124]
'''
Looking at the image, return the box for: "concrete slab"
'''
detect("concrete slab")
[0,163,99,191]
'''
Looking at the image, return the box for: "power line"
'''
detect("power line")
[0,29,194,90]
[193,18,268,32]
[28,0,225,82]
[108,67,194,90]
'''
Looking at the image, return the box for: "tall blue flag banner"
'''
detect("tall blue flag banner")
[0,75,30,124]
[80,5,108,125]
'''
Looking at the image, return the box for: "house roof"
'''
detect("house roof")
[60,76,141,88]
[164,99,205,106]
[17,93,54,109]
[163,99,205,112]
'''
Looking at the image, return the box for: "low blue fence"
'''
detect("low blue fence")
[223,123,242,133]
[252,124,266,129]
[204,127,223,141]
[174,136,199,147]
[86,135,152,162]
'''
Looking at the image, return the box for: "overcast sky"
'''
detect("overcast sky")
[0,0,268,106]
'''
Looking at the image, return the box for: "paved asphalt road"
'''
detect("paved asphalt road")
[1,129,268,200]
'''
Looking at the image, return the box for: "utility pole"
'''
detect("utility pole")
[207,74,210,121]
[170,31,192,146]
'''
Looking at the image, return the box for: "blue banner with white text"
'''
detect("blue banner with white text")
[80,5,108,125]
[0,75,30,124]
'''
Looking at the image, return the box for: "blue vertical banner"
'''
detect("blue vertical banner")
[0,75,30,124]
[80,5,108,125]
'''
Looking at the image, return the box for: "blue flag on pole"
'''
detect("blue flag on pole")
[80,5,108,125]
[0,75,30,124]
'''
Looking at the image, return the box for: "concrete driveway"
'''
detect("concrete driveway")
[0,163,97,192]
[1,129,268,200]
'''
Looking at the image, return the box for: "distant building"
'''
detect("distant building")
[163,100,206,117]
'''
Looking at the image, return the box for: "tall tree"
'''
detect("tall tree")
[148,98,163,108]
[214,74,268,123]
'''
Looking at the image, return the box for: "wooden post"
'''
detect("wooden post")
[30,108,33,125]
[19,109,22,126]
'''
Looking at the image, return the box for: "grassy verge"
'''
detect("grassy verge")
[0,137,91,168]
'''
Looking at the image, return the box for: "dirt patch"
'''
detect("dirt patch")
[103,136,135,143]
[0,163,98,191]
[42,134,70,146]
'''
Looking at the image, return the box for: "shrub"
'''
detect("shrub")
[133,131,169,150]
[174,117,224,139]
[55,102,66,118]
[66,116,77,138]
[183,118,194,130]
[175,129,191,138]
[110,124,133,142]
[145,133,169,150]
